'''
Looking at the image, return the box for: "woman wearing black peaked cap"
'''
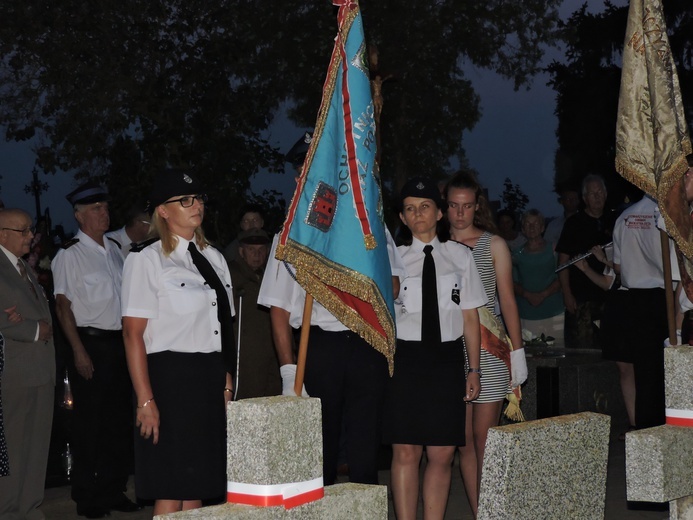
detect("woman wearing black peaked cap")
[121,169,235,515]
[383,177,485,520]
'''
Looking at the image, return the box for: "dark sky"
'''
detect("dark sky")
[0,0,627,235]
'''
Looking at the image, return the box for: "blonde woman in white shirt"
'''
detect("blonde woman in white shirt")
[122,170,234,516]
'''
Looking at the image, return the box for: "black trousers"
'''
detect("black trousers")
[304,327,388,486]
[70,329,133,507]
[626,288,667,429]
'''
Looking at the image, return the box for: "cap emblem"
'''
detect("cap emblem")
[183,174,193,184]
[416,182,425,190]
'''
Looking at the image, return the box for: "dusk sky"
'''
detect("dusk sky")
[0,0,627,235]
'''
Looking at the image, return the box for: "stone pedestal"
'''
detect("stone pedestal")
[153,483,387,519]
[478,412,610,520]
[626,425,693,502]
[670,495,693,520]
[665,346,693,425]
[153,396,387,519]
[625,346,693,520]
[226,396,322,496]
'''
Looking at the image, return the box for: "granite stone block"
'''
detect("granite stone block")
[226,396,322,488]
[153,483,387,519]
[670,495,693,520]
[625,425,693,502]
[478,412,610,520]
[665,346,693,411]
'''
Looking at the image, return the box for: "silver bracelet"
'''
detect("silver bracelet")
[138,397,154,409]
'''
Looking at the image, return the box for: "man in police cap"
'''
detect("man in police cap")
[229,228,281,399]
[52,181,140,518]
[284,131,313,176]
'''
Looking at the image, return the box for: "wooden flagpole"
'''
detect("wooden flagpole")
[660,229,677,344]
[294,294,314,396]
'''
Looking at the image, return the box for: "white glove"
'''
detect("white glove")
[280,364,309,397]
[510,349,528,388]
[663,330,682,347]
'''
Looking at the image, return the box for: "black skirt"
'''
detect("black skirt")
[134,351,226,501]
[383,339,467,446]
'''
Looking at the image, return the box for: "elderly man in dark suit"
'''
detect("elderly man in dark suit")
[0,208,55,520]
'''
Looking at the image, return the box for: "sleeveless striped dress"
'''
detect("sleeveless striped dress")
[470,232,511,403]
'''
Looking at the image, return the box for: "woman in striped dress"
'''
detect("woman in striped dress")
[445,170,527,516]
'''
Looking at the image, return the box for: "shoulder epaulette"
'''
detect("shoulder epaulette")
[61,238,80,249]
[130,237,160,253]
[106,236,122,249]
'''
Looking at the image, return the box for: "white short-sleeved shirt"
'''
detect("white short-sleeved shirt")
[52,230,125,330]
[121,236,235,355]
[105,226,135,257]
[396,236,487,342]
[258,230,406,330]
[613,196,679,290]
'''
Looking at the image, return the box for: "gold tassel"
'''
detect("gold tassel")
[504,390,525,422]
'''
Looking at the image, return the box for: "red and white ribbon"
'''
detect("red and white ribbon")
[666,408,693,427]
[227,476,324,509]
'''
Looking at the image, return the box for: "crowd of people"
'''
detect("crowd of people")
[0,147,690,520]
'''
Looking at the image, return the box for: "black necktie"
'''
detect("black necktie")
[187,241,236,375]
[17,259,38,299]
[422,245,441,344]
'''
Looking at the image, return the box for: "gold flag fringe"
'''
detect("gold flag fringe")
[364,234,376,250]
[277,240,396,375]
[617,147,693,260]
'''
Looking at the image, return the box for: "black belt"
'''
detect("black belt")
[310,326,347,334]
[77,326,122,338]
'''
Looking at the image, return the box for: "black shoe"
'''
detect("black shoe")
[76,505,110,519]
[110,495,143,513]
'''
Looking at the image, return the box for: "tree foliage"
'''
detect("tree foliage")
[0,0,561,241]
[500,177,529,216]
[547,1,693,208]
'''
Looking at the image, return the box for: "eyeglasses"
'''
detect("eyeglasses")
[163,194,208,208]
[2,227,35,236]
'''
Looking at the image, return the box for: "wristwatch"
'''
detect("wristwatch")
[468,368,482,376]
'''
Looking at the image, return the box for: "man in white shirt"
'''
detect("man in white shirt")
[105,205,150,257]
[52,181,140,518]
[258,231,404,486]
[612,194,678,429]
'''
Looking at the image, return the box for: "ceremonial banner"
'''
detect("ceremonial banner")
[615,0,693,258]
[276,0,396,372]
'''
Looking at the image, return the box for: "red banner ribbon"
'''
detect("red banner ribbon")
[227,477,324,509]
[665,408,693,427]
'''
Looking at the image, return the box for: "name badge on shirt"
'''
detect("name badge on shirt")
[451,288,460,305]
